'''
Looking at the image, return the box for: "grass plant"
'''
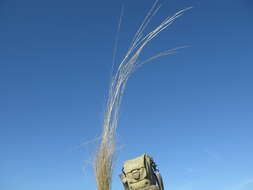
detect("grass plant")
[94,1,191,190]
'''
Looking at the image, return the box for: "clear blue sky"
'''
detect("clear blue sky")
[0,0,253,190]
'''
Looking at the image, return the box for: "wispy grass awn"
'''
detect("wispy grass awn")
[93,1,192,190]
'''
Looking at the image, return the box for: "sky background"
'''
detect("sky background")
[0,0,253,190]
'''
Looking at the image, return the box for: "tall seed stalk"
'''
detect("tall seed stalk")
[94,1,191,190]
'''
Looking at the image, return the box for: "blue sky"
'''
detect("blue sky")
[0,0,253,190]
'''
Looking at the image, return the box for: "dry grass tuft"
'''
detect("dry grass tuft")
[94,1,191,190]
